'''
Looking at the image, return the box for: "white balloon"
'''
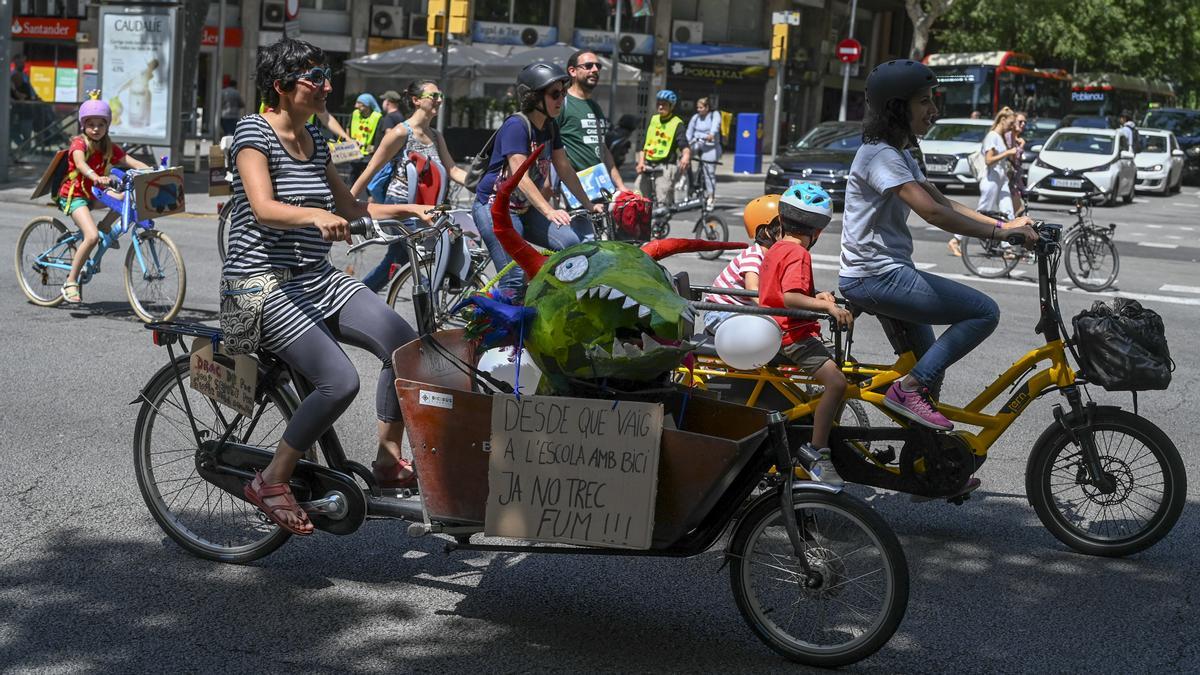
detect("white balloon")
[477,346,543,392]
[714,314,782,370]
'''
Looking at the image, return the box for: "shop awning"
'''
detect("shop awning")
[477,43,644,84]
[344,43,494,78]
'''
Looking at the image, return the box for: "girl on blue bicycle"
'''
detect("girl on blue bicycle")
[58,91,151,303]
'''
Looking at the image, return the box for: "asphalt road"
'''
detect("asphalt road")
[1,181,1197,673]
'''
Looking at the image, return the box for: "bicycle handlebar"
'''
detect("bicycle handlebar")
[346,217,449,255]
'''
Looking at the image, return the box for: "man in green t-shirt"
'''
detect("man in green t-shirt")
[556,49,628,193]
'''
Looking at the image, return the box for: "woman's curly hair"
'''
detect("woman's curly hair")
[256,39,327,108]
[862,98,917,149]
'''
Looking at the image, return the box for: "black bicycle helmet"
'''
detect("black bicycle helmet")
[516,62,571,99]
[865,59,938,111]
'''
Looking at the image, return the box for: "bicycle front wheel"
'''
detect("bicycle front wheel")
[134,355,300,563]
[385,260,489,331]
[961,237,1020,278]
[125,229,186,322]
[1063,230,1119,291]
[694,213,729,260]
[1026,408,1186,557]
[216,200,234,261]
[729,489,908,667]
[15,216,73,307]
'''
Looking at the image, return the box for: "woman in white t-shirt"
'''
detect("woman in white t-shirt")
[949,107,1018,256]
[837,60,1036,443]
[977,106,1018,217]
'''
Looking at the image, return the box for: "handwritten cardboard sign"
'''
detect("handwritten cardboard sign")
[132,167,186,218]
[189,337,258,417]
[328,140,361,165]
[485,394,663,549]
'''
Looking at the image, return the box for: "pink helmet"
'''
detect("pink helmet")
[79,90,111,123]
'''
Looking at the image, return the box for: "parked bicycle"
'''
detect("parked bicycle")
[16,167,187,322]
[962,193,1119,291]
[642,158,729,259]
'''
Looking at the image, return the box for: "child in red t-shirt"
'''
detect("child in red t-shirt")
[57,92,150,303]
[758,183,852,484]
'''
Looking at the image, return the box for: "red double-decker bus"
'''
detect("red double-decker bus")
[923,51,1072,119]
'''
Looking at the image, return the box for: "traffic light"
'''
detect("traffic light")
[449,0,469,35]
[427,0,447,47]
[771,24,788,62]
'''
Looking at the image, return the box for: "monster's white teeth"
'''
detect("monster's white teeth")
[609,289,625,300]
[576,289,588,300]
[588,287,602,298]
[622,296,638,310]
[610,338,626,358]
[637,305,651,319]
[640,332,659,353]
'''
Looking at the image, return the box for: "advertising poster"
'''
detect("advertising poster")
[99,6,176,145]
[55,68,78,103]
[29,66,56,102]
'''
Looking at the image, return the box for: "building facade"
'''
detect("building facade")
[8,0,911,147]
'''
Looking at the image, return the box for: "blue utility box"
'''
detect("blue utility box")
[733,113,763,174]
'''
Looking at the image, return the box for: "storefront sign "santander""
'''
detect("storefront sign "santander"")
[12,17,80,40]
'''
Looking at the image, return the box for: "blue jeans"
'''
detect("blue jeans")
[472,200,592,292]
[839,266,999,391]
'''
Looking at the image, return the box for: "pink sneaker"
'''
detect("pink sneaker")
[884,381,953,430]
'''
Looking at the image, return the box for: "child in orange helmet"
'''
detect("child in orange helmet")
[701,194,782,332]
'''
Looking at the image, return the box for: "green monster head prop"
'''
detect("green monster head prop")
[489,144,744,388]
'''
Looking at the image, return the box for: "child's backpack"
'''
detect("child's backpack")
[30,149,70,201]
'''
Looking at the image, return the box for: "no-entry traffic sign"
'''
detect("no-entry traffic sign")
[837,38,862,64]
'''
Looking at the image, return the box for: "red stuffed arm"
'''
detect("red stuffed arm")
[641,238,747,261]
[491,143,547,277]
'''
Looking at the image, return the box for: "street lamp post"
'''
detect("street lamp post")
[838,0,859,122]
[609,0,623,121]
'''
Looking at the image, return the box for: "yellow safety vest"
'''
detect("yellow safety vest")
[351,110,382,156]
[643,114,683,163]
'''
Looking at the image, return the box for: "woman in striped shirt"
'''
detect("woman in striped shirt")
[227,39,424,535]
[702,194,782,332]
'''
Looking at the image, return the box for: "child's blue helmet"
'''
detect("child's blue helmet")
[655,90,678,105]
[779,182,834,227]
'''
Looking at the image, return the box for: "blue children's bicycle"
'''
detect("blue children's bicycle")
[15,167,187,323]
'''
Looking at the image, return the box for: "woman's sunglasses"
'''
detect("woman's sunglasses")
[546,88,565,100]
[417,92,443,101]
[288,66,332,87]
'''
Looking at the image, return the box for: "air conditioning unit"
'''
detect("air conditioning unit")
[408,14,427,40]
[519,25,547,47]
[672,20,703,44]
[370,5,405,38]
[261,1,285,30]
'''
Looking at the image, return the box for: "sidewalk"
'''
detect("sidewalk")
[715,153,772,184]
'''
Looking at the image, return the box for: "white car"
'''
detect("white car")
[1134,129,1185,195]
[1027,127,1137,206]
[919,118,993,188]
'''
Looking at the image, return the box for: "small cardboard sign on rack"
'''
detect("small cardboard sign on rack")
[189,338,258,417]
[132,167,186,218]
[485,394,663,549]
[328,140,361,165]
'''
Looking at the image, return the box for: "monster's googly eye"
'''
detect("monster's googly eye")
[554,255,589,282]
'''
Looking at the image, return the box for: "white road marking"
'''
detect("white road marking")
[1160,284,1200,294]
[1146,224,1164,229]
[936,272,1200,306]
[1137,242,1178,249]
[1167,235,1183,240]
[1170,202,1193,206]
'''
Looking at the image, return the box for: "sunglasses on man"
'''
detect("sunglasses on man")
[575,62,603,72]
[288,66,333,87]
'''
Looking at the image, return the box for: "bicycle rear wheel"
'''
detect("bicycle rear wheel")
[1063,230,1119,291]
[15,216,73,307]
[694,213,729,260]
[134,356,300,563]
[961,237,1020,278]
[729,489,908,667]
[216,200,234,262]
[124,229,186,322]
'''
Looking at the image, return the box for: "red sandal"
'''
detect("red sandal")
[243,471,314,536]
[372,458,418,490]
